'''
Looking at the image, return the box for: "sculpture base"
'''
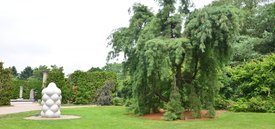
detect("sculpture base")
[24,115,80,120]
[10,99,35,102]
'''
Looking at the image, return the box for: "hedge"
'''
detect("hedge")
[11,78,42,100]
[68,71,117,104]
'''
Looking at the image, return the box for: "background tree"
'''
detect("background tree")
[102,63,123,79]
[32,65,49,80]
[87,67,102,72]
[19,66,33,80]
[9,66,18,77]
[212,0,275,65]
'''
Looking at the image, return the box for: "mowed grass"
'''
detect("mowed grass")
[0,106,274,129]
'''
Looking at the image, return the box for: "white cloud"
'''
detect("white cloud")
[0,0,212,75]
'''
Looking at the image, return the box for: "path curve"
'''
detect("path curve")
[0,102,96,115]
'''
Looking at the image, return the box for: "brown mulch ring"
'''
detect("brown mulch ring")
[141,110,227,121]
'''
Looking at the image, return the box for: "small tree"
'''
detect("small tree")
[163,79,183,120]
[96,80,116,105]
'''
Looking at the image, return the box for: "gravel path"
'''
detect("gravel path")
[0,102,96,115]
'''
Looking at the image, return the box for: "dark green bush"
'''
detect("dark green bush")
[96,80,115,105]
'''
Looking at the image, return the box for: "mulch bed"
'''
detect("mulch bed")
[141,110,227,121]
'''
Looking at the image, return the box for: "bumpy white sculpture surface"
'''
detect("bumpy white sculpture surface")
[41,82,62,118]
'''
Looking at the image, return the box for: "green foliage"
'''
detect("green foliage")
[32,65,49,80]
[102,63,123,79]
[184,5,240,117]
[17,78,41,99]
[46,66,69,103]
[231,36,262,64]
[19,66,33,80]
[112,97,124,106]
[11,78,42,100]
[189,83,202,118]
[231,54,274,99]
[107,3,154,60]
[27,78,42,99]
[108,0,241,120]
[68,71,117,104]
[163,83,183,121]
[221,54,275,112]
[87,67,103,72]
[96,80,116,105]
[0,62,13,105]
[214,95,231,110]
[230,97,274,112]
[243,3,275,55]
[117,78,132,99]
[130,38,189,115]
[9,66,18,77]
[11,79,25,99]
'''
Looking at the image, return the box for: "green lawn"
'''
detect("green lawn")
[0,106,274,129]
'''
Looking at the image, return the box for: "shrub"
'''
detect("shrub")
[214,95,231,110]
[229,97,274,112]
[229,98,249,112]
[112,97,124,106]
[222,54,275,112]
[96,80,115,105]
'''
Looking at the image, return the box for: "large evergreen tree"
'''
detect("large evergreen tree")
[108,0,240,120]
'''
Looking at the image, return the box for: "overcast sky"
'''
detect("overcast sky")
[0,0,213,75]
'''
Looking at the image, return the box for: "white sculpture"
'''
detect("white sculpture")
[41,82,62,118]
